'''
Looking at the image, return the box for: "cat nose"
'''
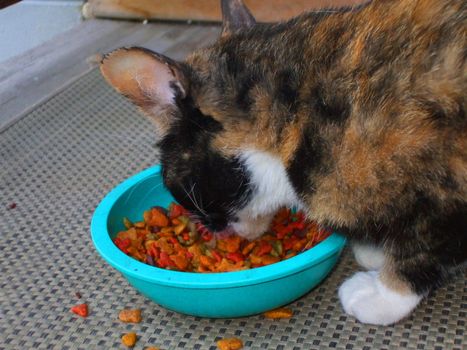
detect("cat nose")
[206,220,227,232]
[205,213,227,232]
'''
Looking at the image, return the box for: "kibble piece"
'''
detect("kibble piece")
[145,347,161,350]
[121,332,137,347]
[263,307,293,319]
[217,337,243,350]
[119,309,142,323]
[70,303,88,317]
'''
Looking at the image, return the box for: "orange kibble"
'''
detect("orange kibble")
[217,235,242,253]
[170,252,189,270]
[249,254,262,265]
[145,347,161,350]
[118,309,142,323]
[227,236,242,253]
[134,221,146,228]
[241,241,256,256]
[217,337,243,350]
[199,255,215,268]
[146,208,169,227]
[171,218,181,225]
[263,307,293,319]
[155,237,174,255]
[214,258,244,272]
[292,239,307,252]
[127,228,138,241]
[121,332,137,347]
[260,255,280,266]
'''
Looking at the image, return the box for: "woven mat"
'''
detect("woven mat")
[0,69,465,350]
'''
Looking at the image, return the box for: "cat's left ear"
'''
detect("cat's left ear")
[100,47,188,134]
[221,0,256,37]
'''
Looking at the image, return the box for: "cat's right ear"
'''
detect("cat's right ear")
[100,47,188,135]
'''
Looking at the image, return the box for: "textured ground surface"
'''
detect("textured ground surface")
[0,62,465,350]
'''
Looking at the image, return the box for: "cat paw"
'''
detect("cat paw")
[231,212,274,240]
[338,271,422,325]
[352,243,385,270]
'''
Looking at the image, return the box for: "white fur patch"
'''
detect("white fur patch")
[339,271,422,325]
[230,149,302,240]
[352,243,386,271]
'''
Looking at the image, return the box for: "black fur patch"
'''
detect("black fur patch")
[287,124,323,196]
[275,69,300,114]
[159,97,252,231]
[396,204,467,294]
[309,82,350,125]
[236,71,261,112]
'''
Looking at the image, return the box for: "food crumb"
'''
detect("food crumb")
[122,332,138,347]
[217,337,243,350]
[7,202,16,209]
[263,307,293,319]
[119,309,142,323]
[145,347,161,350]
[70,303,88,317]
[75,291,82,299]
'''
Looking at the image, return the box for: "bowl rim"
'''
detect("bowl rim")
[91,165,346,289]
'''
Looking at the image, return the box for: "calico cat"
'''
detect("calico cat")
[100,0,466,325]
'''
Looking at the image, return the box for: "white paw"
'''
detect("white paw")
[231,212,275,241]
[338,271,422,325]
[352,243,386,270]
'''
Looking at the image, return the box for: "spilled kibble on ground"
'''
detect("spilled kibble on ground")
[119,309,142,323]
[217,337,244,350]
[70,303,88,317]
[263,307,293,319]
[121,332,138,348]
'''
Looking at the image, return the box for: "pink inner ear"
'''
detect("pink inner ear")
[100,48,178,106]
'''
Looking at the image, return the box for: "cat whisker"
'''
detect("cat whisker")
[183,182,209,218]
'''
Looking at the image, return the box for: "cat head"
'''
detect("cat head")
[100,0,302,239]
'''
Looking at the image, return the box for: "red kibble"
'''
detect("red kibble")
[8,202,16,209]
[71,303,88,317]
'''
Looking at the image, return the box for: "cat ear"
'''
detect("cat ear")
[221,0,256,37]
[100,47,187,133]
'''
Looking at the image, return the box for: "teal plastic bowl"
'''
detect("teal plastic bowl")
[91,165,346,318]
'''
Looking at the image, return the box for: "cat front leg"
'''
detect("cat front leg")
[340,207,466,325]
[338,265,422,325]
[352,242,386,270]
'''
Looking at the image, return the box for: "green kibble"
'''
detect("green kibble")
[178,215,190,225]
[123,217,133,229]
[272,241,283,256]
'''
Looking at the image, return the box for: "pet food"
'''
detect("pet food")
[121,332,137,347]
[263,307,293,319]
[217,337,244,350]
[119,309,142,323]
[70,303,88,317]
[114,203,331,273]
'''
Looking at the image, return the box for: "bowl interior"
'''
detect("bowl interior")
[107,170,174,239]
